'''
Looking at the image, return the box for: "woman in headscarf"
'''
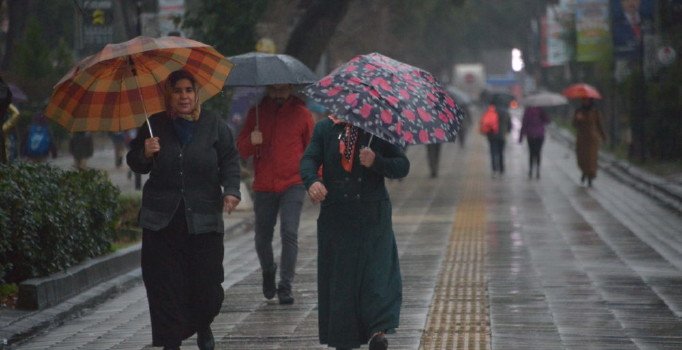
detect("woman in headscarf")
[572,98,606,187]
[127,69,241,350]
[300,115,409,350]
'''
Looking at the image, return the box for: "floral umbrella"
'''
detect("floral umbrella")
[44,36,233,136]
[303,52,464,146]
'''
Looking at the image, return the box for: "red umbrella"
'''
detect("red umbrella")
[303,53,464,146]
[562,83,602,99]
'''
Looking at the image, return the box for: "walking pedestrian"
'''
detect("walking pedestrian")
[127,69,241,350]
[108,131,126,168]
[480,95,512,177]
[300,115,410,350]
[69,131,94,170]
[236,83,314,305]
[572,98,606,187]
[519,106,550,179]
[0,76,13,164]
[426,143,441,178]
[21,113,58,162]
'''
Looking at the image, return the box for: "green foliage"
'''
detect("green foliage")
[114,192,142,244]
[183,0,269,56]
[0,283,17,300]
[0,162,120,284]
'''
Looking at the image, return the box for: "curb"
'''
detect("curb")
[549,126,682,214]
[1,215,253,349]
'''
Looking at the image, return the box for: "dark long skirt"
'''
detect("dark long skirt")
[141,205,225,347]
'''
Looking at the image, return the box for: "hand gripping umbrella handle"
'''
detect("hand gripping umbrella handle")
[128,56,154,138]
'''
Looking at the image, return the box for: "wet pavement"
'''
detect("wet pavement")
[6,108,682,349]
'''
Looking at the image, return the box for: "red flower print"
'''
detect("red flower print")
[402,131,414,144]
[320,77,333,87]
[434,128,446,140]
[419,129,430,143]
[399,89,410,100]
[381,109,393,124]
[386,95,399,107]
[346,93,359,106]
[327,86,342,96]
[404,110,416,121]
[360,104,373,118]
[418,108,432,122]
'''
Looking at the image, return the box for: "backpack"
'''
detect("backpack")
[26,124,52,157]
[479,105,499,134]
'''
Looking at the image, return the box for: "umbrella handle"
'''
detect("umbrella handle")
[128,56,154,138]
[367,134,373,148]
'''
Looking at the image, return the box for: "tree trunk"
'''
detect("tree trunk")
[1,0,31,71]
[284,0,354,70]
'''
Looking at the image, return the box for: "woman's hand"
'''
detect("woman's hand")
[308,181,328,203]
[223,195,240,214]
[359,147,375,168]
[144,137,160,158]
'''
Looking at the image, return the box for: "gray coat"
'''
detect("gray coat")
[127,111,241,234]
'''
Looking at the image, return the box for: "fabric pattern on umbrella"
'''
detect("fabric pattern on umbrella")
[562,83,602,99]
[303,53,464,146]
[225,52,317,86]
[45,36,232,132]
[521,91,568,107]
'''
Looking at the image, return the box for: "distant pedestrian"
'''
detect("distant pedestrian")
[0,76,13,164]
[519,106,550,179]
[300,115,409,350]
[236,83,314,305]
[426,143,441,178]
[480,96,512,177]
[127,69,241,350]
[69,131,94,170]
[573,98,606,187]
[125,128,142,190]
[21,113,58,162]
[108,131,126,168]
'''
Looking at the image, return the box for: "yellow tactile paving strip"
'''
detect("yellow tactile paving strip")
[419,141,491,350]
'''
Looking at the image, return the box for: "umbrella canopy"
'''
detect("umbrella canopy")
[44,36,233,133]
[8,83,28,102]
[521,91,568,107]
[303,53,464,146]
[562,83,602,99]
[225,52,317,86]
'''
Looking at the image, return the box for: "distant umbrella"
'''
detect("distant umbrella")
[562,83,602,99]
[8,83,28,102]
[225,52,317,86]
[521,91,568,107]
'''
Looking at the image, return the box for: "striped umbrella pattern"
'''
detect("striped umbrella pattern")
[45,36,233,132]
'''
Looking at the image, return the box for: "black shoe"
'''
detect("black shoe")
[369,332,388,350]
[262,264,277,300]
[197,327,215,350]
[162,347,180,350]
[277,288,295,305]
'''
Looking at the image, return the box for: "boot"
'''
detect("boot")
[197,327,215,350]
[369,332,388,350]
[262,264,277,300]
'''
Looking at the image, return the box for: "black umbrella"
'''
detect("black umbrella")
[225,52,317,86]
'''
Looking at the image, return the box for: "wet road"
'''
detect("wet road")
[13,109,682,349]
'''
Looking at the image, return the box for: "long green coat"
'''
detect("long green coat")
[300,119,409,349]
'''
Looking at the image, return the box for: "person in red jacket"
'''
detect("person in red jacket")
[237,84,314,305]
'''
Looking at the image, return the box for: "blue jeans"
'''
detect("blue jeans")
[253,184,305,291]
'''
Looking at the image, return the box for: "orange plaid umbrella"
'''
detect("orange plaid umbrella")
[45,36,233,135]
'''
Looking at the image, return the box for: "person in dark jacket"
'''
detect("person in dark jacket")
[300,115,409,350]
[127,69,241,350]
[236,84,314,305]
[519,106,550,179]
[484,96,513,177]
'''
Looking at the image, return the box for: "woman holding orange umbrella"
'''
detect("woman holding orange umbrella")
[127,69,241,350]
[564,84,606,187]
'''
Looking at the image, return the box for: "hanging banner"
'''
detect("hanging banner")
[610,0,654,59]
[541,6,570,66]
[575,0,611,62]
[80,0,114,55]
